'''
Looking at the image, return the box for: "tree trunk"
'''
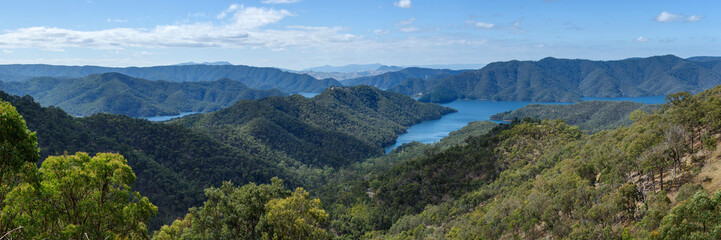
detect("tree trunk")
[659,168,664,191]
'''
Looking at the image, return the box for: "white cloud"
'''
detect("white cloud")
[107,18,127,23]
[654,11,702,23]
[655,11,682,22]
[217,4,241,19]
[635,36,648,42]
[686,15,702,22]
[374,29,389,34]
[2,50,11,54]
[475,22,495,29]
[224,5,293,29]
[262,0,301,3]
[399,26,419,33]
[394,0,411,8]
[0,4,357,50]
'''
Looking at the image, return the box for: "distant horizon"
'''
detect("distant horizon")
[0,1,718,69]
[0,54,715,72]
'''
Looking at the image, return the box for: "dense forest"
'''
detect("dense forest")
[491,101,662,133]
[385,55,721,103]
[0,86,453,233]
[342,68,462,89]
[0,72,286,117]
[5,80,721,239]
[0,64,341,93]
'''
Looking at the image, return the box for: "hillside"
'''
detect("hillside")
[386,55,721,103]
[491,101,662,133]
[0,72,287,117]
[174,86,456,163]
[342,67,463,89]
[0,64,341,93]
[0,86,454,231]
[308,86,721,239]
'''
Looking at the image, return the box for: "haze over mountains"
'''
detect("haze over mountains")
[0,64,340,93]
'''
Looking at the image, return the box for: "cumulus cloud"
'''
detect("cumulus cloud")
[654,11,702,23]
[654,11,682,22]
[475,22,495,29]
[262,0,301,3]
[0,4,356,50]
[394,0,411,8]
[399,26,419,33]
[686,15,702,22]
[635,36,648,42]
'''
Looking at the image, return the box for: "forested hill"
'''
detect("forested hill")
[174,85,456,166]
[0,86,453,231]
[0,72,287,117]
[342,67,462,89]
[0,64,341,93]
[491,101,662,133]
[389,55,721,103]
[305,86,721,239]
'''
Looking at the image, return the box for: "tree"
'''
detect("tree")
[155,178,290,240]
[4,152,157,239]
[654,191,721,240]
[614,182,642,220]
[261,187,331,240]
[640,144,672,192]
[664,92,702,151]
[0,100,39,234]
[663,125,689,189]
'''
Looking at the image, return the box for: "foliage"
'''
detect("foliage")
[4,152,157,239]
[0,100,39,234]
[491,101,662,133]
[152,179,330,240]
[655,191,721,239]
[261,187,331,240]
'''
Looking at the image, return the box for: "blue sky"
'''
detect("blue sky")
[0,0,718,69]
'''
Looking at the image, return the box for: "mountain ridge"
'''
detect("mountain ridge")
[0,64,341,93]
[382,55,721,103]
[0,72,287,117]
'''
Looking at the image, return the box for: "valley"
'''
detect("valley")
[4,1,721,239]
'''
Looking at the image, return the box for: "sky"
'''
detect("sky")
[0,0,718,70]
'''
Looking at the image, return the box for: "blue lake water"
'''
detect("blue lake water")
[297,92,320,98]
[581,95,666,104]
[142,112,199,122]
[385,95,667,152]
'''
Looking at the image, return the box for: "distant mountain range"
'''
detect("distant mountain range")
[342,67,463,89]
[0,72,286,117]
[0,64,340,93]
[387,55,721,103]
[174,61,233,66]
[302,63,402,73]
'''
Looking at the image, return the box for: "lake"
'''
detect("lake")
[142,93,321,122]
[384,95,667,152]
[141,112,199,122]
